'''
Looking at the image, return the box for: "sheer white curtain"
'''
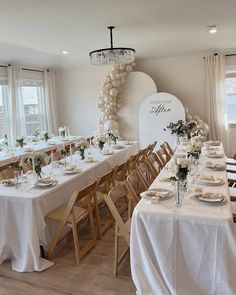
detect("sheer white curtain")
[43,70,58,134]
[7,65,26,143]
[205,54,229,154]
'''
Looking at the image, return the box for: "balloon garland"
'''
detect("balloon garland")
[97,62,136,135]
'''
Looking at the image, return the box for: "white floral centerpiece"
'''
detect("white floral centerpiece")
[187,135,204,159]
[107,129,119,144]
[41,131,50,142]
[75,138,88,160]
[28,152,44,178]
[16,136,25,148]
[3,134,8,147]
[93,132,107,151]
[59,126,66,137]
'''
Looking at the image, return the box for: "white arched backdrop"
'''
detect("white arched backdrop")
[138,92,185,149]
[119,71,157,139]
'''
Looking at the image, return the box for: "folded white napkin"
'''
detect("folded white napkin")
[198,193,224,202]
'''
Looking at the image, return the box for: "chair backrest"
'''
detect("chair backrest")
[160,143,171,161]
[60,181,97,225]
[127,170,148,201]
[138,155,156,186]
[53,148,63,161]
[156,149,167,168]
[147,141,157,156]
[127,153,139,173]
[104,182,136,245]
[148,152,162,175]
[0,165,15,180]
[164,141,174,156]
[112,160,129,183]
[96,169,114,194]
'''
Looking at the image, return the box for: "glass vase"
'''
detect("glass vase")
[175,180,186,206]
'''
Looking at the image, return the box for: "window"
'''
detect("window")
[0,76,10,141]
[226,67,236,124]
[21,79,45,136]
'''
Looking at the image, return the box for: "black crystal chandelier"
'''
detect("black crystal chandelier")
[89,26,135,65]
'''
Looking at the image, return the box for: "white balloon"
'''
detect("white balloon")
[103,120,119,131]
[104,95,113,103]
[120,77,126,85]
[112,79,121,88]
[119,65,125,71]
[186,114,192,121]
[126,65,132,72]
[105,82,112,89]
[131,62,136,67]
[102,87,109,96]
[106,76,112,83]
[109,88,118,97]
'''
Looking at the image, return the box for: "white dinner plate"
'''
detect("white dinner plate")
[196,177,225,186]
[206,141,221,146]
[207,153,224,159]
[102,151,113,155]
[140,188,174,200]
[193,193,227,205]
[63,168,81,174]
[1,179,17,186]
[35,179,57,188]
[112,145,125,149]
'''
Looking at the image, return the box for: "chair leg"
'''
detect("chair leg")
[114,223,119,276]
[71,219,81,265]
[93,203,102,240]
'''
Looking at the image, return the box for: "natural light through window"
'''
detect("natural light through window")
[226,67,236,124]
[21,83,44,136]
[0,84,9,140]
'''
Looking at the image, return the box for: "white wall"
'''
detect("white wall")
[57,65,112,137]
[56,54,236,154]
[57,54,206,135]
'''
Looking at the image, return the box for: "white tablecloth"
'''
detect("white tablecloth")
[131,144,236,295]
[0,142,139,272]
[0,136,82,167]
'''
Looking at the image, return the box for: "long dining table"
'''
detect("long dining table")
[0,135,82,168]
[130,143,236,295]
[0,142,139,272]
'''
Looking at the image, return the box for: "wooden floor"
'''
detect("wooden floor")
[0,226,136,295]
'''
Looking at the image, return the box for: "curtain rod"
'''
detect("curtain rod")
[203,53,236,59]
[0,64,48,72]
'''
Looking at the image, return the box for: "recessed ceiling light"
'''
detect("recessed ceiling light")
[62,50,69,55]
[208,25,218,34]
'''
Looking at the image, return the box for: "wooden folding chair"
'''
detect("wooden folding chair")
[147,141,157,156]
[112,160,129,185]
[156,149,168,168]
[160,143,171,161]
[94,169,115,238]
[138,155,157,187]
[46,181,97,265]
[103,181,137,275]
[127,153,140,173]
[127,170,148,201]
[148,152,162,175]
[0,165,15,180]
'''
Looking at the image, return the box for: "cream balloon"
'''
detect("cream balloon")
[119,65,125,71]
[109,88,118,97]
[105,83,112,89]
[126,64,133,72]
[103,120,119,131]
[112,79,121,88]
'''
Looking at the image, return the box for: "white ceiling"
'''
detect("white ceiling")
[0,0,236,68]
